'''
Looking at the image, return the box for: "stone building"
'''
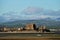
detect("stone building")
[3,27,10,32]
[38,26,45,32]
[24,24,36,31]
[38,25,50,32]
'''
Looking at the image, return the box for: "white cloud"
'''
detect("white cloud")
[0,7,60,22]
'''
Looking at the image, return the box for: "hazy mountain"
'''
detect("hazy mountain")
[0,19,60,29]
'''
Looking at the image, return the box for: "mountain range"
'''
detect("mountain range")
[0,18,60,29]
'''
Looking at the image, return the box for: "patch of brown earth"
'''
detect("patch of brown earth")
[0,38,60,40]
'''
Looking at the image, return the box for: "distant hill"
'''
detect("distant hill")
[0,19,60,29]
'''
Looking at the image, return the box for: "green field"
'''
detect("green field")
[0,33,60,38]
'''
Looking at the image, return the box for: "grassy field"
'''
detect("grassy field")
[0,33,60,37]
[0,33,60,40]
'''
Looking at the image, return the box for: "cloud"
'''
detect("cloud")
[0,7,60,22]
[0,11,22,21]
[21,7,60,17]
[0,16,7,22]
[22,7,43,15]
[43,10,60,16]
[21,7,60,20]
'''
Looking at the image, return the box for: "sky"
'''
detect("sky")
[0,0,60,22]
[0,0,60,13]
